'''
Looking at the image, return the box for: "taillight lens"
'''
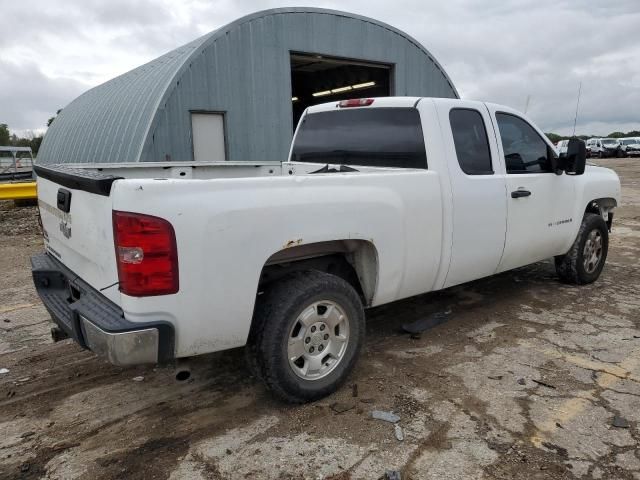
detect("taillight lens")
[112,211,179,296]
[338,98,374,108]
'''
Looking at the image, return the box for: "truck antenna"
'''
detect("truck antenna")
[524,95,531,114]
[572,81,582,137]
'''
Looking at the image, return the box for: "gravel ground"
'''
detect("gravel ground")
[1,158,639,480]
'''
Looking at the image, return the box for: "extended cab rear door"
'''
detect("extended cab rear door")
[432,99,508,288]
[484,104,577,272]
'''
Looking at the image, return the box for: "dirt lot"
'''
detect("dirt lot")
[1,158,639,480]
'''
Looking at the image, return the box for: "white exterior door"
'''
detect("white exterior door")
[486,106,576,272]
[191,113,226,161]
[435,100,508,288]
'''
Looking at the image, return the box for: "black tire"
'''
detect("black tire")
[555,213,609,284]
[599,151,604,159]
[246,270,365,403]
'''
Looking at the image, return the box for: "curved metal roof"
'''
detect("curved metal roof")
[37,34,213,164]
[38,8,458,164]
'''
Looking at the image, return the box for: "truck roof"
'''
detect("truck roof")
[306,96,515,115]
[0,146,33,153]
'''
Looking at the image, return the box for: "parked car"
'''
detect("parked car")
[32,97,621,402]
[619,138,640,157]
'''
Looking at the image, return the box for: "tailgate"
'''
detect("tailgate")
[35,165,122,305]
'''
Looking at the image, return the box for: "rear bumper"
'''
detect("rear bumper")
[31,252,174,366]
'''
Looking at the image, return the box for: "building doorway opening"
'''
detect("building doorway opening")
[290,52,392,128]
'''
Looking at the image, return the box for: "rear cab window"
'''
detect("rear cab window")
[291,108,427,169]
[449,108,493,175]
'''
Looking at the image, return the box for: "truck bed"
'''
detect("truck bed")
[34,161,444,358]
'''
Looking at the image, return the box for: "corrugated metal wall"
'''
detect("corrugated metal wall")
[38,8,457,165]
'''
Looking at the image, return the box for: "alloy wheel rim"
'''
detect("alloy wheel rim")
[583,229,603,274]
[287,300,350,381]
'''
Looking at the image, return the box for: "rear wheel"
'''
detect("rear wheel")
[246,270,365,403]
[555,213,608,284]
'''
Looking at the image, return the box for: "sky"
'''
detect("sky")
[1,0,639,137]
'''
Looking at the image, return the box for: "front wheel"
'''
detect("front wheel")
[246,270,365,403]
[555,213,609,284]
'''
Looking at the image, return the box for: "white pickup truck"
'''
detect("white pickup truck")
[32,97,620,402]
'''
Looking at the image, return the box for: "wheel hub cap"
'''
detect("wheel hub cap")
[583,229,603,274]
[287,300,350,381]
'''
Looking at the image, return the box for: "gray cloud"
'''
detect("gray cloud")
[1,0,639,136]
[0,59,89,132]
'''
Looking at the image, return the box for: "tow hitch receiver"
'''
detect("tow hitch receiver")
[51,325,70,342]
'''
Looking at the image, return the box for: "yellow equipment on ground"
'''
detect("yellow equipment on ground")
[0,182,37,201]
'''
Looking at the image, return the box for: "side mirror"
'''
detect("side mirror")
[562,137,586,175]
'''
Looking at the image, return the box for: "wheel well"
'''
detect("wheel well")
[585,198,617,231]
[258,240,378,306]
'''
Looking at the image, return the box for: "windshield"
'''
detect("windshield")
[291,108,427,169]
[602,139,618,145]
[621,139,637,145]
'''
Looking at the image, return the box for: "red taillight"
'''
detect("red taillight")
[338,98,374,108]
[112,211,178,297]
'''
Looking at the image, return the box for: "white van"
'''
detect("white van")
[619,138,640,157]
[586,138,621,158]
[556,139,569,156]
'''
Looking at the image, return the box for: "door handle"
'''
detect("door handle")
[511,189,531,198]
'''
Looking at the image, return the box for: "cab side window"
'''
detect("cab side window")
[496,113,553,174]
[450,109,493,175]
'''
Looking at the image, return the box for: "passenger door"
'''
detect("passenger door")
[435,100,507,288]
[487,106,576,272]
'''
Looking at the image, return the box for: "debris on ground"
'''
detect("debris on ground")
[384,469,401,480]
[542,442,569,458]
[532,379,556,389]
[52,441,80,451]
[352,383,358,397]
[394,424,404,441]
[488,375,503,380]
[517,378,526,385]
[371,410,400,423]
[132,376,144,382]
[0,368,9,374]
[330,402,354,414]
[612,415,630,428]
[401,309,452,334]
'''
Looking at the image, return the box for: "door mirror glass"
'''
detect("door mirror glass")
[562,137,586,175]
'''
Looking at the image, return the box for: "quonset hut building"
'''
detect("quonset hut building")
[37,8,458,165]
